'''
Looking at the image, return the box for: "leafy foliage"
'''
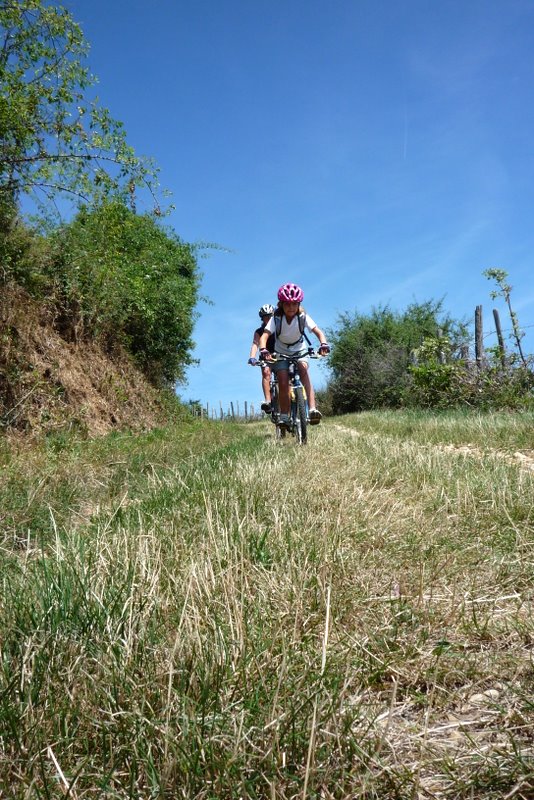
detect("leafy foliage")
[0,0,158,212]
[46,201,200,385]
[1,200,201,390]
[0,201,46,287]
[326,301,466,413]
[0,4,201,395]
[409,336,534,410]
[408,336,467,408]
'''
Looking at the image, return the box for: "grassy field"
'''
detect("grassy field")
[1,410,534,798]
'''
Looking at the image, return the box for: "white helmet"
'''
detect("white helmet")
[258,303,275,317]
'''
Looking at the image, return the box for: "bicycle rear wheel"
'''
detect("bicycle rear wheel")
[293,386,308,444]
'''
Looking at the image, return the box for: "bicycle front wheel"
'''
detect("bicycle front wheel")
[293,386,308,445]
[271,383,286,440]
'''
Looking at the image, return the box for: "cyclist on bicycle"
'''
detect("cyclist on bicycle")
[248,303,276,413]
[259,283,330,428]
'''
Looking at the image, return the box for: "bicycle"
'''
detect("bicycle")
[256,349,321,445]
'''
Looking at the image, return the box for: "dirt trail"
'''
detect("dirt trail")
[332,424,534,473]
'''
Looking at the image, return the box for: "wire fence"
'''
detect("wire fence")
[188,400,264,422]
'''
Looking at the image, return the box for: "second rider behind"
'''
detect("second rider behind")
[259,282,330,428]
[248,304,276,413]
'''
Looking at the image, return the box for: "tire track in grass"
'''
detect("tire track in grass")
[332,424,534,473]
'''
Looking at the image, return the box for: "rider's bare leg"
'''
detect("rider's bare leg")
[277,370,290,414]
[261,366,272,402]
[297,362,316,409]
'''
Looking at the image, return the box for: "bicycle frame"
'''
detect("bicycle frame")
[257,349,319,444]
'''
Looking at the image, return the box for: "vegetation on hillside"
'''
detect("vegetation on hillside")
[2,201,200,383]
[1,1,201,432]
[45,201,199,384]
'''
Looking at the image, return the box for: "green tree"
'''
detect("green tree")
[0,0,158,214]
[326,301,466,413]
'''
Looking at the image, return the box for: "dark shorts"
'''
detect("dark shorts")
[270,350,308,373]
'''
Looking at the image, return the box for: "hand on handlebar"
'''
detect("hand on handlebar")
[260,348,272,361]
[248,357,258,366]
[318,343,330,355]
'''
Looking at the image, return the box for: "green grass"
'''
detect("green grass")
[335,407,534,451]
[1,411,534,797]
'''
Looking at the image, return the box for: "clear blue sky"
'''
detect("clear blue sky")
[65,0,534,411]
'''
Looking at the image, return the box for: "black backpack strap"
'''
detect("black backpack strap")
[299,313,312,346]
[275,311,311,347]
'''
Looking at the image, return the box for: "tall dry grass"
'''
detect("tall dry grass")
[1,412,533,798]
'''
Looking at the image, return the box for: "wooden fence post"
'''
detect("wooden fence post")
[475,305,484,370]
[492,308,506,368]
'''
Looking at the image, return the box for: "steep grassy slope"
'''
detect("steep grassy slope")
[1,412,533,798]
[1,286,178,436]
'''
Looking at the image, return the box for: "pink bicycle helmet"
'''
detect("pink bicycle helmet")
[277,282,304,303]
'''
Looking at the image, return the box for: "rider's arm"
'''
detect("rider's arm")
[310,326,327,346]
[310,326,330,354]
[259,318,275,358]
[249,331,260,360]
[258,330,270,350]
[258,330,273,360]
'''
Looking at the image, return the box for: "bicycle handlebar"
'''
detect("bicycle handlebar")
[254,348,326,367]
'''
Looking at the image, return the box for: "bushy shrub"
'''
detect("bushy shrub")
[408,337,468,408]
[49,201,200,385]
[326,301,466,413]
[409,337,534,410]
[0,203,51,294]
